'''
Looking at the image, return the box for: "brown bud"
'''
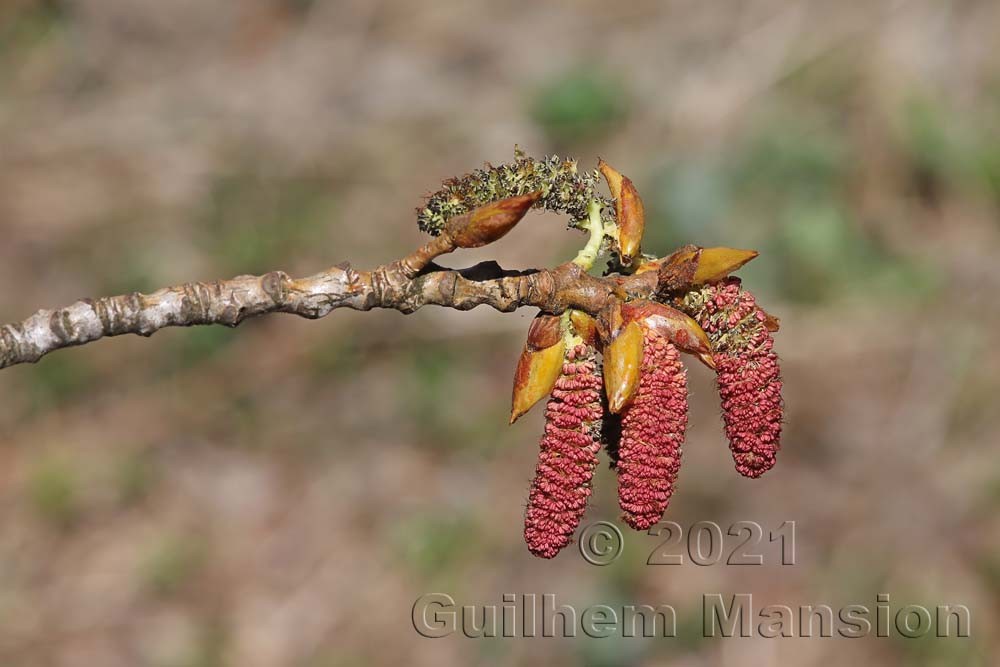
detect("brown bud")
[599,159,645,264]
[596,300,626,349]
[604,320,644,413]
[569,310,599,347]
[510,315,566,424]
[656,246,758,294]
[598,158,625,199]
[445,191,542,249]
[692,247,759,284]
[650,245,698,290]
[622,300,715,369]
[526,312,563,351]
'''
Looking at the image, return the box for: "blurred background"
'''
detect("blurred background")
[1,0,999,665]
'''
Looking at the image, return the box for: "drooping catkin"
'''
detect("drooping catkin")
[680,278,783,478]
[523,343,603,558]
[616,330,688,530]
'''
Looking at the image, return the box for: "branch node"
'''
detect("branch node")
[261,271,291,305]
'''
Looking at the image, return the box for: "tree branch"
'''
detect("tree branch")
[0,256,658,371]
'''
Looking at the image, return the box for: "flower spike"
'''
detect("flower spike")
[679,278,783,478]
[524,342,604,558]
[616,327,688,530]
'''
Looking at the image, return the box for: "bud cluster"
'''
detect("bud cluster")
[416,150,785,557]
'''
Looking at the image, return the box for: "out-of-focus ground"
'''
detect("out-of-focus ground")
[2,1,999,665]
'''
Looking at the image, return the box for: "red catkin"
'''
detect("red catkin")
[617,330,688,530]
[684,278,783,478]
[524,343,603,558]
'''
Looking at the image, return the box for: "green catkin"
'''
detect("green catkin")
[417,148,613,236]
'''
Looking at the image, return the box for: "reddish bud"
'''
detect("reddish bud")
[621,299,715,369]
[594,299,625,351]
[655,246,759,294]
[617,329,688,530]
[445,191,542,249]
[599,159,646,264]
[510,315,566,424]
[598,159,625,199]
[524,344,604,558]
[525,312,563,351]
[603,320,644,413]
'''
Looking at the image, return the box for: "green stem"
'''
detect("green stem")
[560,310,581,346]
[571,200,604,270]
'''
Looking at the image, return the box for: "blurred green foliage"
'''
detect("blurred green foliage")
[891,92,1000,214]
[643,158,731,249]
[56,217,163,298]
[948,338,998,442]
[140,533,208,598]
[114,447,159,507]
[529,67,628,146]
[970,87,1000,207]
[199,166,336,275]
[167,620,228,667]
[732,113,849,205]
[390,513,482,584]
[27,352,96,408]
[0,0,67,64]
[975,553,1000,605]
[404,342,465,446]
[644,106,943,305]
[162,326,235,371]
[299,654,368,667]
[897,97,957,198]
[767,199,938,303]
[402,340,510,457]
[778,46,862,115]
[975,139,1000,207]
[26,455,80,529]
[307,334,365,379]
[670,605,713,653]
[888,591,985,666]
[574,616,647,666]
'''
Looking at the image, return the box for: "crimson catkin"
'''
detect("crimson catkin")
[523,343,603,558]
[616,330,688,530]
[682,278,783,478]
